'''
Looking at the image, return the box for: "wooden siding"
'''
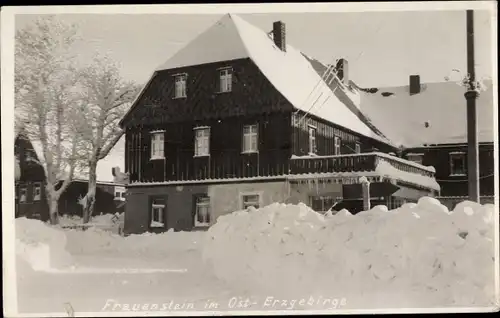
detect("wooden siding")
[291,111,396,157]
[121,58,292,127]
[403,143,495,196]
[126,113,292,183]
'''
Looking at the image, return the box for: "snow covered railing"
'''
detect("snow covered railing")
[290,152,436,178]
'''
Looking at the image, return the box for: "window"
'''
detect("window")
[150,198,165,228]
[308,126,317,154]
[242,124,258,153]
[407,153,424,165]
[174,73,187,98]
[151,132,164,159]
[354,143,361,154]
[195,196,211,227]
[334,136,341,155]
[309,195,339,212]
[25,150,35,162]
[241,193,261,210]
[194,127,210,157]
[33,183,41,201]
[450,152,466,176]
[19,187,27,203]
[219,68,232,93]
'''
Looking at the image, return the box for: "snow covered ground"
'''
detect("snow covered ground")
[13,198,498,315]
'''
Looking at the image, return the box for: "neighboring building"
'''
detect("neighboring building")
[14,132,126,220]
[15,130,48,221]
[119,14,440,234]
[358,75,495,209]
[59,179,124,217]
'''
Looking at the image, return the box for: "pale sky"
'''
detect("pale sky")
[13,9,495,181]
[15,10,493,87]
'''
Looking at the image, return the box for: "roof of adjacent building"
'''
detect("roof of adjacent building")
[357,80,495,148]
[132,13,393,145]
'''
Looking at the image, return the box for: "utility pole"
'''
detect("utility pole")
[464,9,480,202]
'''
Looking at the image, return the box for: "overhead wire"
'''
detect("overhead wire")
[295,16,387,127]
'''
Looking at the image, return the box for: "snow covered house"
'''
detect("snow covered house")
[15,130,48,220]
[358,76,495,209]
[118,14,440,234]
[14,131,126,220]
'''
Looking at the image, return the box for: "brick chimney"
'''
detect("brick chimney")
[272,21,286,52]
[335,58,349,85]
[409,75,421,95]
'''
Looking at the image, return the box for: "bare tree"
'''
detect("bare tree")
[15,16,82,224]
[75,54,140,223]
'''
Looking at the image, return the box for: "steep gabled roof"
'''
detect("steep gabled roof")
[358,80,495,147]
[122,14,391,145]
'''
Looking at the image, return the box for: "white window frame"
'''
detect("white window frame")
[240,192,262,210]
[354,143,361,154]
[173,73,187,99]
[449,152,467,176]
[407,153,424,165]
[242,124,259,153]
[308,126,317,155]
[219,67,233,93]
[195,195,211,227]
[19,186,27,203]
[150,131,165,160]
[334,136,341,155]
[194,127,210,157]
[150,199,165,228]
[33,182,41,201]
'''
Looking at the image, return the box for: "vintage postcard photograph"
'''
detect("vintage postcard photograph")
[1,2,498,316]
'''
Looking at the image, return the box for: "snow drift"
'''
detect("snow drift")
[202,197,496,308]
[16,217,74,271]
[63,227,203,259]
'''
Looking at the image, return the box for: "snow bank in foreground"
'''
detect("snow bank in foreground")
[202,198,496,308]
[16,218,73,271]
[58,213,124,234]
[64,227,203,258]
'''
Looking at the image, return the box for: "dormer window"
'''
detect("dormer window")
[219,67,232,93]
[150,131,165,160]
[173,73,187,98]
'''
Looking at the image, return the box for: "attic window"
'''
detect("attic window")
[218,67,232,93]
[173,73,187,99]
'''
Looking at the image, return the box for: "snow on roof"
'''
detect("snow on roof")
[358,80,495,147]
[155,15,249,71]
[154,14,390,145]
